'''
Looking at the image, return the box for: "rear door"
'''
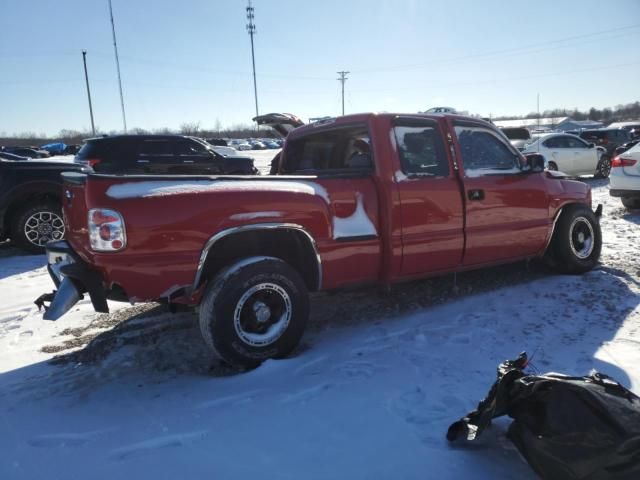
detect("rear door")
[452,120,551,266]
[136,139,178,173]
[392,117,464,275]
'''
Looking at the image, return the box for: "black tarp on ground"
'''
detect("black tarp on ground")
[447,353,640,480]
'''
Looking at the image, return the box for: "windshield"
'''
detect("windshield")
[501,128,531,140]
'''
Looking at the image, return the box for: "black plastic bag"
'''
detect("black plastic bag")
[447,352,640,480]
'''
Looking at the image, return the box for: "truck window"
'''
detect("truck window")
[455,125,520,175]
[393,124,449,177]
[282,125,372,175]
[138,140,173,156]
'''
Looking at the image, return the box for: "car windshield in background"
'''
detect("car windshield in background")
[501,128,531,140]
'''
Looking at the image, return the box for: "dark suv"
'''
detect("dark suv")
[75,135,258,175]
[579,129,631,159]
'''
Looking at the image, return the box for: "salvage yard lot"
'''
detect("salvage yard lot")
[0,174,638,480]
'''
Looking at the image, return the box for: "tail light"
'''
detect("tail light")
[78,158,101,167]
[611,156,637,167]
[88,208,126,251]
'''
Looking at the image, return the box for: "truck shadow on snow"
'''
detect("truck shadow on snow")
[0,258,637,401]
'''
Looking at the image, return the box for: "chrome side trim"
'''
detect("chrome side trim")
[192,223,323,292]
[543,207,564,253]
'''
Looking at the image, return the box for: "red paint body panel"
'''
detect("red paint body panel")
[60,113,594,305]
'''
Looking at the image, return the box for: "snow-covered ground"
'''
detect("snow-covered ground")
[0,175,638,480]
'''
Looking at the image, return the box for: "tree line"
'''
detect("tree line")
[2,102,639,147]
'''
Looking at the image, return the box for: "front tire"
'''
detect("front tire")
[199,257,309,369]
[549,205,601,274]
[547,161,558,171]
[11,201,65,253]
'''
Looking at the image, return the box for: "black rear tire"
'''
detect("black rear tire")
[549,205,601,274]
[11,201,65,254]
[594,155,611,179]
[621,197,640,209]
[199,257,309,369]
[547,161,558,171]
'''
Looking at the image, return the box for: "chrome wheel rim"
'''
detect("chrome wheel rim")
[599,158,611,177]
[24,211,65,247]
[233,282,292,347]
[569,217,594,259]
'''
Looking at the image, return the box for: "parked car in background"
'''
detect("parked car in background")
[236,142,252,151]
[0,158,89,252]
[208,144,239,157]
[615,138,640,156]
[521,133,610,178]
[264,141,280,149]
[3,146,50,158]
[607,121,640,137]
[500,127,532,151]
[40,142,67,155]
[74,135,258,175]
[579,129,631,159]
[249,140,266,150]
[0,151,31,161]
[206,138,228,146]
[609,142,640,209]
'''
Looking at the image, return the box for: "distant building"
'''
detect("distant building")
[493,117,603,132]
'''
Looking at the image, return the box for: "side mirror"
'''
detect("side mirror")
[588,143,595,148]
[522,153,545,173]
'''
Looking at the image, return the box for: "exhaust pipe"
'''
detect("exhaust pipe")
[43,277,82,321]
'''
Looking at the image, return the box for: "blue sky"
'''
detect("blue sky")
[2,0,639,136]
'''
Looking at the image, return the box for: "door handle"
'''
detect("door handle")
[183,160,195,163]
[468,189,484,201]
[136,159,150,163]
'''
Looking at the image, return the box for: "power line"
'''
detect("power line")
[246,0,259,121]
[108,0,127,133]
[337,71,349,115]
[351,24,640,74]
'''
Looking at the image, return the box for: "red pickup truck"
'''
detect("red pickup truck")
[39,113,602,368]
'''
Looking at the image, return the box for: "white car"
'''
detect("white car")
[210,145,238,156]
[522,133,610,178]
[610,142,640,209]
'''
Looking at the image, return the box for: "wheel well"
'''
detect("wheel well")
[3,192,60,236]
[198,228,321,292]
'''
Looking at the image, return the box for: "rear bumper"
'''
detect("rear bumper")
[35,240,109,320]
[610,189,640,198]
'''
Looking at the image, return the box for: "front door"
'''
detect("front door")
[452,121,551,266]
[393,117,464,276]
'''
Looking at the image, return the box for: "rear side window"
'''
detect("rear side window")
[282,125,372,175]
[76,140,109,160]
[581,131,605,140]
[455,125,520,175]
[138,140,173,156]
[393,121,449,177]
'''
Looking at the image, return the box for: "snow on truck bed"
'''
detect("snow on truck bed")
[0,178,639,480]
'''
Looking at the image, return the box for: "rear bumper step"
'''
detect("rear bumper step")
[35,240,109,320]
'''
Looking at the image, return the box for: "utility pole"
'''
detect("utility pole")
[246,0,259,126]
[82,50,96,136]
[108,0,127,132]
[337,71,349,116]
